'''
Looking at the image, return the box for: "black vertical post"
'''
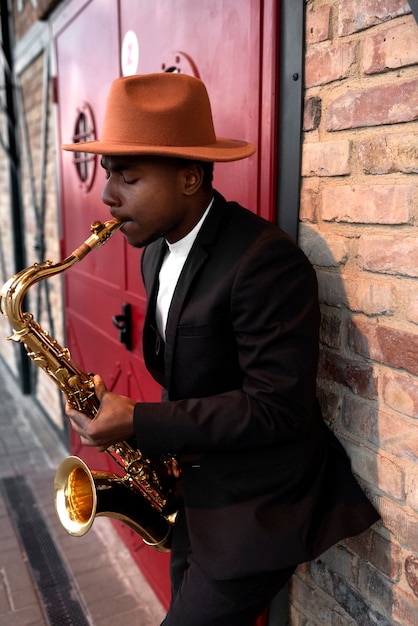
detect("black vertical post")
[1,0,31,393]
[276,0,305,243]
[269,5,305,624]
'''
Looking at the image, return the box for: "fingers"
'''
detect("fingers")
[66,402,90,434]
[67,407,90,430]
[64,377,134,452]
[93,374,108,401]
[64,401,97,447]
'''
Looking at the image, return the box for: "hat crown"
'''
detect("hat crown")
[101,74,217,148]
[63,72,256,161]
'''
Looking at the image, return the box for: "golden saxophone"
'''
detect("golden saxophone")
[0,220,176,551]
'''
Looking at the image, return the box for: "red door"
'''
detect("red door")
[53,0,278,618]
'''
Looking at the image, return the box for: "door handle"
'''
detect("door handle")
[112,303,132,351]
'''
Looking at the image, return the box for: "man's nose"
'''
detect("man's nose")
[101,178,120,207]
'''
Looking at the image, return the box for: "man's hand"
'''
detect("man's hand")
[65,374,136,452]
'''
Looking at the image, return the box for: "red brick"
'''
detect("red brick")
[381,370,418,418]
[407,294,418,325]
[303,96,322,131]
[37,0,61,20]
[317,385,343,425]
[392,583,418,625]
[319,348,377,399]
[12,0,60,36]
[405,463,418,513]
[348,316,418,377]
[12,1,38,40]
[343,437,405,501]
[299,224,349,270]
[363,19,418,74]
[320,544,358,585]
[379,496,418,554]
[344,276,395,316]
[358,234,418,277]
[300,228,349,267]
[343,440,405,500]
[338,0,411,36]
[342,395,379,447]
[317,269,348,307]
[377,409,418,463]
[302,140,351,176]
[346,530,402,582]
[323,184,412,224]
[305,41,357,88]
[299,179,319,222]
[358,133,418,174]
[326,78,418,130]
[357,556,402,615]
[320,310,343,350]
[289,575,337,622]
[404,555,418,597]
[305,4,331,44]
[309,558,384,625]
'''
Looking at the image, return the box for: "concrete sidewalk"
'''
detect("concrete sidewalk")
[0,357,166,626]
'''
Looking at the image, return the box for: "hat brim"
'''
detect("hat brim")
[62,137,256,162]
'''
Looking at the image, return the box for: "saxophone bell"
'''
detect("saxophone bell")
[54,456,173,551]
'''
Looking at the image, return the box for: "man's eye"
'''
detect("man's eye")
[121,174,138,184]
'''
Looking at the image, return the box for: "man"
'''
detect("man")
[63,73,379,626]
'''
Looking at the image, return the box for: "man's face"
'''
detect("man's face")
[100,155,195,247]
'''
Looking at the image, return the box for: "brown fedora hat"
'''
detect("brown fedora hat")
[62,73,256,162]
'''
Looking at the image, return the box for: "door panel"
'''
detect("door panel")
[54,0,126,465]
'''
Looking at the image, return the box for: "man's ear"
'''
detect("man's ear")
[182,162,204,196]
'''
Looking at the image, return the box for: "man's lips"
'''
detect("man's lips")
[111,214,131,226]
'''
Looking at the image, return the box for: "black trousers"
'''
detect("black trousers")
[161,506,295,626]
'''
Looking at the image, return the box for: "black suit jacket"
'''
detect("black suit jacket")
[134,191,379,579]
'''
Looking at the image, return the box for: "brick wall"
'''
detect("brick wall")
[0,42,63,430]
[20,53,64,427]
[293,1,418,624]
[12,0,61,41]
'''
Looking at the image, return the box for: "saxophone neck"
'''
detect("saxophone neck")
[0,219,123,329]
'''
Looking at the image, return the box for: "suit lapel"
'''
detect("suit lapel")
[163,244,208,390]
[164,193,227,391]
[142,239,168,386]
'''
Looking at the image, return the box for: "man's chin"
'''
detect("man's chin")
[122,231,159,249]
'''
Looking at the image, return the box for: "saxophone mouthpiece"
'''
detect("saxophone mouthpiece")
[73,219,124,261]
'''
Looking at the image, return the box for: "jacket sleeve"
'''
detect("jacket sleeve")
[134,229,321,455]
